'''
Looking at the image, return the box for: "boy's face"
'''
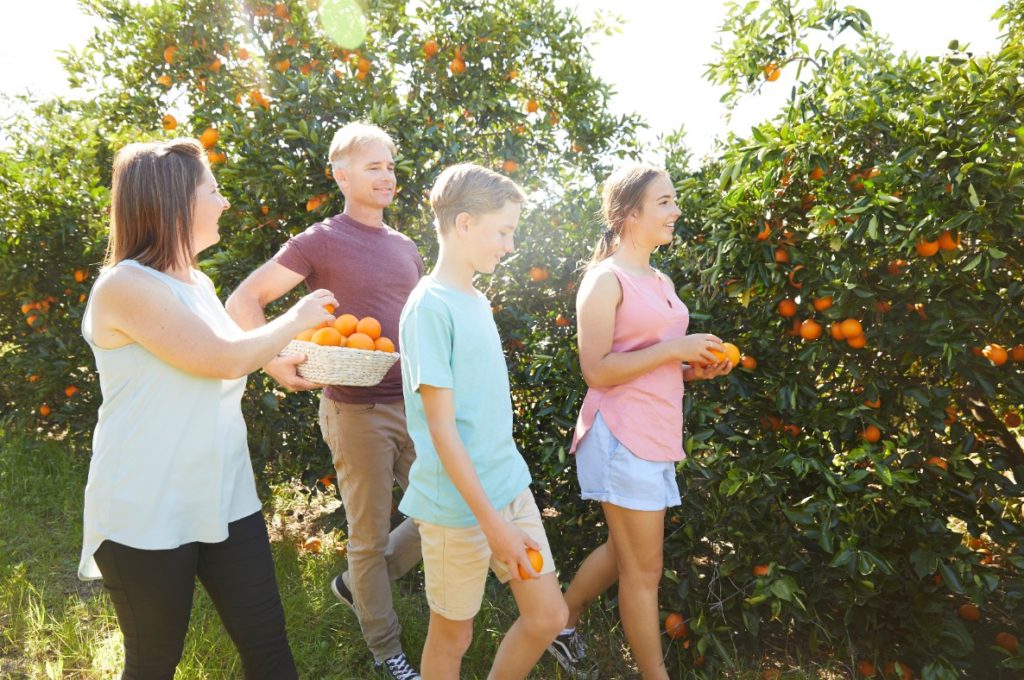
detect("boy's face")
[460,200,521,274]
[334,141,396,210]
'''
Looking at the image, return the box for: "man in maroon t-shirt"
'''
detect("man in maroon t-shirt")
[226,123,423,680]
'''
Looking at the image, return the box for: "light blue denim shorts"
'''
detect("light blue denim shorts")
[575,411,682,511]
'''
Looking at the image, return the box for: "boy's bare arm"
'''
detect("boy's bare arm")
[419,384,539,579]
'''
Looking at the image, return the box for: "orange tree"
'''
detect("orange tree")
[649,1,1024,677]
[0,0,639,488]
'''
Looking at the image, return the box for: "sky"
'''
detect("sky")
[0,0,1006,160]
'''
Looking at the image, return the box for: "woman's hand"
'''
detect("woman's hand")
[671,333,725,365]
[287,289,338,330]
[684,360,732,381]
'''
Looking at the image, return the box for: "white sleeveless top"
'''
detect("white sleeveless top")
[78,260,261,580]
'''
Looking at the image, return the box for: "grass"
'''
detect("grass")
[0,430,854,679]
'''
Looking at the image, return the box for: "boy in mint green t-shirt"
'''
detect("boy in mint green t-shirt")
[398,164,566,679]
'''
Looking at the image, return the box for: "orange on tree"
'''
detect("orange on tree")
[664,611,688,639]
[863,398,881,409]
[756,221,771,240]
[39,404,51,417]
[763,62,781,81]
[925,456,948,471]
[1004,410,1021,428]
[800,319,822,341]
[862,424,881,443]
[356,316,382,339]
[525,98,539,113]
[809,165,825,181]
[937,230,959,251]
[778,299,797,317]
[517,547,544,580]
[982,343,1008,366]
[957,603,980,622]
[555,313,570,327]
[830,322,845,340]
[162,114,177,131]
[449,47,465,75]
[774,246,790,263]
[915,238,939,257]
[333,313,359,336]
[74,268,87,282]
[839,318,863,338]
[501,159,519,173]
[857,659,877,678]
[423,39,439,58]
[995,631,1019,654]
[312,327,344,346]
[1011,344,1024,361]
[65,385,79,397]
[346,332,375,351]
[156,74,173,87]
[752,563,770,577]
[302,536,321,553]
[740,354,757,370]
[163,45,177,63]
[198,127,219,149]
[846,333,867,348]
[374,337,395,353]
[529,266,549,282]
[812,295,833,311]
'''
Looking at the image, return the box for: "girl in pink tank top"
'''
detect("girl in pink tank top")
[547,165,732,680]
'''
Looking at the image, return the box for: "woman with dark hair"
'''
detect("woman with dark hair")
[79,138,336,679]
[548,165,732,679]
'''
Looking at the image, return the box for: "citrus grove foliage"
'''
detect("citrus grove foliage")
[1,0,1023,678]
[648,1,1023,676]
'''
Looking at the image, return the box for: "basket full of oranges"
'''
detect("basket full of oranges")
[280,312,399,386]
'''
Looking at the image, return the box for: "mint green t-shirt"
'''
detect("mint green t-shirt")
[398,276,532,528]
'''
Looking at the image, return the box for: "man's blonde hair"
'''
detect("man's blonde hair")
[429,163,526,235]
[328,122,397,168]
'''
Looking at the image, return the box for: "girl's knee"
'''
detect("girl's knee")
[523,598,568,640]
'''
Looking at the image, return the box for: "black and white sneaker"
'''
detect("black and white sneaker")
[375,652,420,680]
[547,628,594,677]
[329,572,355,613]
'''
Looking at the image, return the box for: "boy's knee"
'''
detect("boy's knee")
[524,599,568,640]
[431,616,474,657]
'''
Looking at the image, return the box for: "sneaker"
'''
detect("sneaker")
[329,572,355,613]
[547,628,593,677]
[375,652,420,680]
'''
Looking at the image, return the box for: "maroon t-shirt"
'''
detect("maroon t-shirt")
[273,213,424,404]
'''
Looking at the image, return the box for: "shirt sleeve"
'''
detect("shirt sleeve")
[401,305,454,392]
[272,232,314,278]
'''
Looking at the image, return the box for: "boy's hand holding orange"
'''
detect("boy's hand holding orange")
[518,547,544,580]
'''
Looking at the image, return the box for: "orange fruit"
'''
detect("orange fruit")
[846,333,867,349]
[957,603,980,622]
[862,424,881,443]
[740,355,757,370]
[756,222,771,240]
[423,40,439,58]
[334,314,359,336]
[864,166,881,179]
[937,230,959,251]
[925,456,948,471]
[800,319,823,341]
[839,319,862,338]
[664,612,688,640]
[995,631,1019,654]
[449,56,465,75]
[529,266,549,282]
[982,344,1008,366]
[275,58,291,72]
[517,547,544,580]
[1004,411,1021,428]
[761,670,781,680]
[346,332,375,351]
[784,424,800,437]
[709,342,741,366]
[763,63,781,81]
[156,74,173,87]
[1011,344,1024,362]
[875,300,892,313]
[312,327,343,346]
[162,114,177,131]
[883,660,913,679]
[502,159,519,173]
[555,313,570,327]
[810,166,825,181]
[774,247,790,263]
[295,328,315,342]
[752,564,770,577]
[302,536,321,553]
[778,299,797,317]
[356,316,382,339]
[830,322,845,340]
[199,127,219,149]
[525,98,539,113]
[207,150,226,164]
[915,238,939,257]
[163,45,177,63]
[864,398,881,409]
[74,269,87,283]
[857,659,877,678]
[39,404,51,417]
[323,303,335,314]
[887,259,908,276]
[374,337,395,353]
[64,385,79,398]
[812,296,833,312]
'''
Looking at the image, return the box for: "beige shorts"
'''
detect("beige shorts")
[415,487,555,621]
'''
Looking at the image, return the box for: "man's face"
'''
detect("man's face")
[334,141,396,210]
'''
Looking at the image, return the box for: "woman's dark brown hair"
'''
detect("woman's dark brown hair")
[588,164,668,267]
[104,138,208,271]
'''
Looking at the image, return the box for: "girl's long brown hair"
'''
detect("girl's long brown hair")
[105,138,207,271]
[588,164,668,268]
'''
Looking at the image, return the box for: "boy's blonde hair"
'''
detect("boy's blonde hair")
[328,122,397,168]
[429,163,526,235]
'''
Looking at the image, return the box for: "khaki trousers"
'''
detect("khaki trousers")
[318,397,421,662]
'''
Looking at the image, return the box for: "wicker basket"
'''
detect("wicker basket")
[280,340,399,387]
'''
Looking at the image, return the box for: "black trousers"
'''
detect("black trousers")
[93,511,298,680]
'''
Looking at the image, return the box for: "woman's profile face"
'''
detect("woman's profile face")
[191,167,230,254]
[626,173,681,249]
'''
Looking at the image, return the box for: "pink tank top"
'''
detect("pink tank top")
[570,261,689,462]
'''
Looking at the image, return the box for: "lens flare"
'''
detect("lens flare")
[319,0,367,49]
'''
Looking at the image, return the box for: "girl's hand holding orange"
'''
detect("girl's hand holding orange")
[289,289,338,331]
[672,333,725,365]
